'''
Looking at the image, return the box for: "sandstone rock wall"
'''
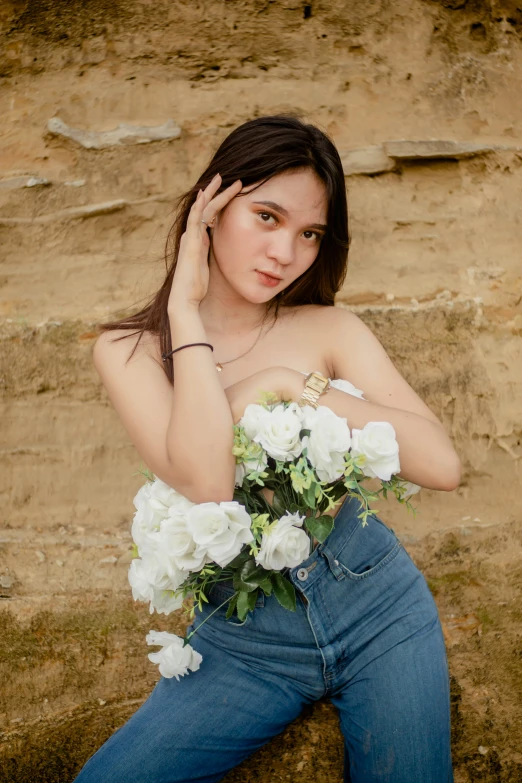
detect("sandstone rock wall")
[1,1,521,780]
[1,0,521,535]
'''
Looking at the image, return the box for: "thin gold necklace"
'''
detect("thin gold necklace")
[215,318,269,372]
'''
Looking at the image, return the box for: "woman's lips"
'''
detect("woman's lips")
[255,270,281,287]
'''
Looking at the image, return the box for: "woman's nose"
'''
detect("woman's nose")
[266,232,295,265]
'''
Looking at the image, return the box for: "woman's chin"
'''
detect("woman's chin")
[250,290,281,306]
[232,284,282,306]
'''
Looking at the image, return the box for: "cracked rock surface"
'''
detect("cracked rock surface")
[1,0,521,780]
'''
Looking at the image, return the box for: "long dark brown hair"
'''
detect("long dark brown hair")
[100,114,350,383]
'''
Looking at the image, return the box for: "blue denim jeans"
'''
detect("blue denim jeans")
[75,495,453,782]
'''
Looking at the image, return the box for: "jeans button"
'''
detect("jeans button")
[297,568,309,581]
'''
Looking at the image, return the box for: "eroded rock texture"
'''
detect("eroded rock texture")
[1,1,521,780]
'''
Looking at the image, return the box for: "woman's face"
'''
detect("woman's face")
[209,168,328,304]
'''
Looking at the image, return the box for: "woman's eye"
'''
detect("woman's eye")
[258,212,276,224]
[256,212,322,240]
[303,230,321,241]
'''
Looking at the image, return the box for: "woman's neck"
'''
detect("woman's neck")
[199,293,271,336]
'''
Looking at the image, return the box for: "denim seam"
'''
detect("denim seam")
[336,540,403,582]
[289,558,330,593]
[321,516,362,559]
[330,512,399,564]
[321,546,347,582]
[303,602,329,697]
[313,576,339,640]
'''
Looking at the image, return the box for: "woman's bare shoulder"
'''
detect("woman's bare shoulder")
[93,328,161,371]
[284,302,358,321]
[277,305,361,375]
[283,303,360,335]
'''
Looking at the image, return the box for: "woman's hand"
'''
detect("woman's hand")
[224,367,305,423]
[168,174,243,310]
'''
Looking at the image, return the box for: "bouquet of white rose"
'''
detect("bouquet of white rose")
[128,381,420,680]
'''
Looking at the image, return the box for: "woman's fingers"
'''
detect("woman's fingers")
[200,173,223,208]
[186,175,221,227]
[171,176,242,305]
[186,175,242,230]
[203,179,242,222]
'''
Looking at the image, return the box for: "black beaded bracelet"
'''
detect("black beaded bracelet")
[161,342,214,362]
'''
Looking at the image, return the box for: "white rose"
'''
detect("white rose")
[146,631,203,679]
[128,556,184,614]
[301,406,352,483]
[239,403,271,440]
[128,558,155,604]
[158,512,210,573]
[330,378,366,400]
[350,421,401,481]
[254,403,304,461]
[129,553,176,592]
[134,477,189,519]
[186,501,254,568]
[131,483,165,554]
[255,512,310,571]
[132,478,194,556]
[150,477,179,503]
[149,588,184,616]
[131,515,161,558]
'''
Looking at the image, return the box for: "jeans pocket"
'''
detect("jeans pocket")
[206,580,265,627]
[333,514,403,581]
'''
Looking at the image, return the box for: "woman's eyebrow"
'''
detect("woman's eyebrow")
[252,200,327,231]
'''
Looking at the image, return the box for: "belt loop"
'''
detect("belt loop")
[321,546,346,581]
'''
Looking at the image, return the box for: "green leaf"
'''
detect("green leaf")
[259,578,273,596]
[236,591,249,621]
[302,484,317,509]
[305,515,335,544]
[225,593,239,619]
[227,548,251,570]
[236,589,258,621]
[233,559,270,593]
[271,573,296,612]
[272,490,287,516]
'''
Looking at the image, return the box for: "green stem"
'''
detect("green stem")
[184,593,238,645]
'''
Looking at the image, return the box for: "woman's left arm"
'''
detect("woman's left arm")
[285,309,462,492]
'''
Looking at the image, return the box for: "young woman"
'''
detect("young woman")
[75,115,460,782]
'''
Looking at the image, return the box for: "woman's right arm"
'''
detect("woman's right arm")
[93,177,303,503]
[92,317,237,504]
[93,328,297,504]
[93,177,245,503]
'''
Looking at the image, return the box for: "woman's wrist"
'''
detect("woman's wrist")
[168,303,204,332]
[168,305,210,355]
[168,300,201,322]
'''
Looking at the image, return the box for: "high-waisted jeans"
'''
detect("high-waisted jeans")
[75,495,454,782]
